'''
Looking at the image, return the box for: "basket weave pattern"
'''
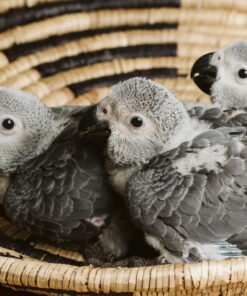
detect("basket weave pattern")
[0,0,247,295]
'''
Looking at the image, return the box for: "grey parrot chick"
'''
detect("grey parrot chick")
[191,40,247,109]
[0,87,141,263]
[80,77,247,263]
[0,88,57,172]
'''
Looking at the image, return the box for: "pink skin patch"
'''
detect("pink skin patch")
[86,214,108,228]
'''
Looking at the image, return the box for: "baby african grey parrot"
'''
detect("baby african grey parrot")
[191,40,247,109]
[0,87,141,262]
[79,77,247,263]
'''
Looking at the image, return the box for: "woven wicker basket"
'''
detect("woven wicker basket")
[1,0,247,295]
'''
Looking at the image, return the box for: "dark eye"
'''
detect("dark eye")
[238,69,247,79]
[102,108,107,114]
[2,118,15,130]
[130,116,143,128]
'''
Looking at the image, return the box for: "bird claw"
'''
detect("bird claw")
[157,255,168,265]
[106,253,117,263]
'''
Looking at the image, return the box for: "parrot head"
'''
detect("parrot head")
[191,40,247,108]
[0,87,57,173]
[79,77,187,166]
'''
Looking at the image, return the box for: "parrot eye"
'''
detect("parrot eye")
[1,118,15,130]
[0,115,22,134]
[238,69,247,79]
[130,116,143,128]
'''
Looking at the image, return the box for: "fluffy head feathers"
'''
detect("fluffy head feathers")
[96,77,188,166]
[0,87,61,173]
[191,40,247,108]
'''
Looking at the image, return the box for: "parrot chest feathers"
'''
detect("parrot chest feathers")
[108,166,139,196]
[164,117,210,153]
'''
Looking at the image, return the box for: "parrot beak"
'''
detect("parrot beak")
[79,104,110,144]
[190,52,217,95]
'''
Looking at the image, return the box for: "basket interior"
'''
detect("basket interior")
[1,0,247,295]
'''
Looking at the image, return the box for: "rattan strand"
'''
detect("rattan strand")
[0,30,226,85]
[0,257,247,294]
[182,0,247,11]
[180,24,247,38]
[0,2,246,295]
[3,56,190,90]
[0,247,31,260]
[42,79,209,108]
[29,243,84,262]
[18,57,188,97]
[0,0,69,13]
[1,8,247,51]
[0,217,29,239]
[0,28,245,86]
[5,0,245,14]
[0,216,85,262]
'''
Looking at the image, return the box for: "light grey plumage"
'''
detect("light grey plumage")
[81,77,247,263]
[191,40,247,109]
[0,87,144,263]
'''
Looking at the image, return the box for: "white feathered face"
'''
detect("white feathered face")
[90,78,186,166]
[0,114,23,137]
[96,96,164,166]
[0,88,54,173]
[191,41,247,108]
[0,111,36,172]
[212,42,247,107]
[211,42,247,85]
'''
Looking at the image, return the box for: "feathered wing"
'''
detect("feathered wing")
[127,126,247,261]
[188,105,247,129]
[188,105,228,126]
[4,109,116,244]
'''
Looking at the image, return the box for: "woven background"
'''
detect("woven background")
[1,0,247,295]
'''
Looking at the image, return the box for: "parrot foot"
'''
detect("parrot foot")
[156,255,168,265]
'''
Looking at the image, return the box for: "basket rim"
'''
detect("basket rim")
[1,256,247,293]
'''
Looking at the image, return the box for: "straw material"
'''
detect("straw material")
[0,0,69,13]
[0,0,247,295]
[1,257,247,295]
